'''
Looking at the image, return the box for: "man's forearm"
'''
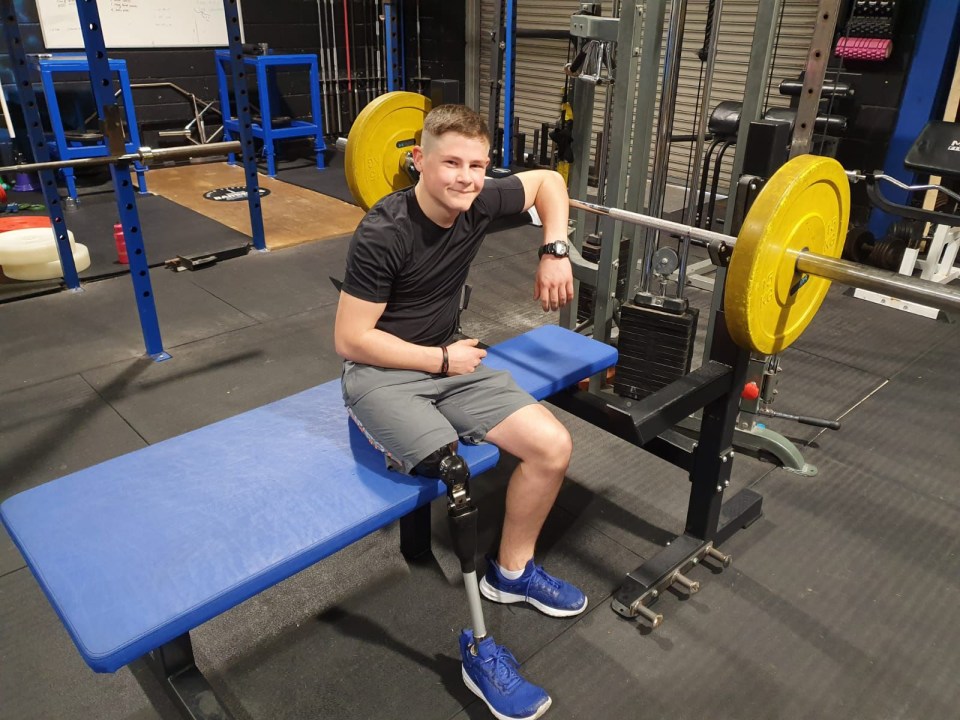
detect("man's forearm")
[339,328,444,373]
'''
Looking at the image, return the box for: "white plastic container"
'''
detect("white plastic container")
[0,227,77,265]
[3,242,91,281]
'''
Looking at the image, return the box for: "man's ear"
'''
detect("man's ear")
[412,145,424,172]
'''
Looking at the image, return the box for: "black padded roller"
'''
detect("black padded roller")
[708,100,742,137]
[852,0,898,18]
[846,16,895,38]
[763,107,848,134]
[778,79,854,98]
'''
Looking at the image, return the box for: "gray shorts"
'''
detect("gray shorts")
[341,361,537,474]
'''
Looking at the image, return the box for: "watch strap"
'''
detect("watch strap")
[538,240,569,259]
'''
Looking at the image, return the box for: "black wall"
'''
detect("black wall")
[1,0,464,150]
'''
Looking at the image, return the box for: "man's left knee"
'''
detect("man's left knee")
[533,419,573,471]
[553,424,574,464]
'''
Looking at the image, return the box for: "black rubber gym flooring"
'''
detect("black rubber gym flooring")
[275,151,358,206]
[0,187,251,303]
[1,166,959,720]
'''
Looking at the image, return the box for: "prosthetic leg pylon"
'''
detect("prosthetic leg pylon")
[415,443,487,643]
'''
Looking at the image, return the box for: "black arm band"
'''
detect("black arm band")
[440,346,449,375]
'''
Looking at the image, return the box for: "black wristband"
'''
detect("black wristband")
[440,346,449,375]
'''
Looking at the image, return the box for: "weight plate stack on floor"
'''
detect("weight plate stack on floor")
[613,304,700,400]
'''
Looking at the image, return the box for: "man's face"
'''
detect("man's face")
[413,132,490,218]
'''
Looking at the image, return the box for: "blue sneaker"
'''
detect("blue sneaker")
[479,559,587,617]
[460,629,552,720]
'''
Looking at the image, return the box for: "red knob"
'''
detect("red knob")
[741,381,760,401]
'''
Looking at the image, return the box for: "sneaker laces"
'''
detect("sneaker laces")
[488,645,523,691]
[525,564,561,599]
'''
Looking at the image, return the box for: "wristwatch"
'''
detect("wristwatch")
[538,240,570,260]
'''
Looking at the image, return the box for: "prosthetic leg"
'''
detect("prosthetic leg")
[415,442,488,644]
[415,443,552,718]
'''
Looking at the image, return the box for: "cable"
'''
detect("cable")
[762,0,787,116]
[816,7,849,156]
[342,0,353,120]
[683,65,705,220]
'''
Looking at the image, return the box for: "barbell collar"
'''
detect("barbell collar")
[0,141,242,174]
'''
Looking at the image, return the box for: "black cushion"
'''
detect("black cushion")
[904,121,960,178]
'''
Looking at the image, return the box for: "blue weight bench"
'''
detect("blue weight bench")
[1,324,616,717]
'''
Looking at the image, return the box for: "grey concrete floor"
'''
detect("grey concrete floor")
[2,192,959,720]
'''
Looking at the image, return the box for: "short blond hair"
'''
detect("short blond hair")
[422,104,490,147]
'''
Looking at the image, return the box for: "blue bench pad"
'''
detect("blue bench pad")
[1,326,616,673]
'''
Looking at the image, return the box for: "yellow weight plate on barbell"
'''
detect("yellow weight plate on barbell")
[724,154,850,355]
[344,91,431,211]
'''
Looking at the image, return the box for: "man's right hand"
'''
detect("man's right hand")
[445,338,487,375]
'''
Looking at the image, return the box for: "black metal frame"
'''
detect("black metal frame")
[486,0,505,167]
[865,176,960,227]
[549,303,762,619]
[400,503,433,559]
[130,633,232,720]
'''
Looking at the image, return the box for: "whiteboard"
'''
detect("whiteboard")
[37,0,245,50]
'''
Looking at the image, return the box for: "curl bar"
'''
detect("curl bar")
[846,170,960,228]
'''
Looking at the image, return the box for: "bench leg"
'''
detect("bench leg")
[400,503,432,560]
[130,632,235,720]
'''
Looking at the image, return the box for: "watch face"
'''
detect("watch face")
[541,241,569,258]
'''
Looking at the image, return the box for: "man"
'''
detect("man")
[334,104,583,720]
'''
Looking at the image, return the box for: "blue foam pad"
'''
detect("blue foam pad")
[484,325,617,397]
[1,326,616,673]
[1,383,498,672]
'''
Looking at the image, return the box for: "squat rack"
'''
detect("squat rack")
[0,0,266,360]
[557,0,853,476]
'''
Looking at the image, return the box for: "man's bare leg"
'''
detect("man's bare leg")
[483,404,573,570]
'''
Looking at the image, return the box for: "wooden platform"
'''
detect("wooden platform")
[144,162,365,250]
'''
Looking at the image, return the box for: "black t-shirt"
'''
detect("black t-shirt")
[342,176,526,346]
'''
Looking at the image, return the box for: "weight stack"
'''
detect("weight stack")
[614,303,699,400]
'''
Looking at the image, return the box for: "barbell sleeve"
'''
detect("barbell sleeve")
[0,141,242,174]
[793,251,960,314]
[568,197,960,316]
